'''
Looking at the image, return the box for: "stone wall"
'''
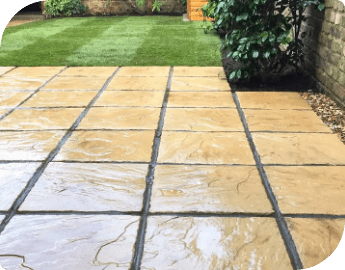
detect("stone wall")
[300,0,345,108]
[82,0,186,15]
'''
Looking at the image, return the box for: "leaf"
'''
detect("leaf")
[239,37,248,44]
[252,51,259,58]
[263,51,270,58]
[229,71,237,80]
[237,69,242,79]
[318,3,325,11]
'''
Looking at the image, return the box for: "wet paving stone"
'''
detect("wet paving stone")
[0,131,65,160]
[22,91,98,107]
[117,66,170,77]
[95,91,165,107]
[107,77,168,91]
[0,108,83,130]
[171,77,230,91]
[0,67,15,76]
[141,216,292,269]
[0,215,140,269]
[158,131,255,164]
[286,218,345,269]
[0,91,33,108]
[20,163,147,212]
[0,77,46,91]
[253,133,345,164]
[3,67,65,78]
[265,166,345,215]
[168,92,236,108]
[60,67,117,77]
[237,92,312,110]
[77,107,160,130]
[173,66,226,77]
[243,109,332,132]
[0,163,41,210]
[54,130,155,162]
[43,77,107,91]
[163,108,244,131]
[150,165,272,213]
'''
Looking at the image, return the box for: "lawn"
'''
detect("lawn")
[0,16,222,66]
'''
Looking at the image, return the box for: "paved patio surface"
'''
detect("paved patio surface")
[0,66,344,269]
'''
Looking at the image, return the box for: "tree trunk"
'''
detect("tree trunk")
[146,0,153,14]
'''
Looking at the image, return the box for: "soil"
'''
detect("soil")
[220,36,345,145]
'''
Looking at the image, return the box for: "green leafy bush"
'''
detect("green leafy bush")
[199,0,325,82]
[44,0,88,17]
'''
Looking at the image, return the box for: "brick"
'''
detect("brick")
[332,83,345,101]
[331,26,341,38]
[331,40,342,54]
[325,0,334,8]
[339,73,345,87]
[342,15,345,27]
[335,11,342,24]
[325,8,336,22]
[339,57,345,72]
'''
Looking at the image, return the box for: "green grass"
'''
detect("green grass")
[0,16,223,66]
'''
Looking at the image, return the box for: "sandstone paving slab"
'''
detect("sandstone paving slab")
[0,109,9,117]
[0,215,140,269]
[43,77,107,91]
[244,109,331,132]
[173,66,226,77]
[158,131,255,165]
[237,92,311,110]
[21,90,98,107]
[0,108,84,130]
[171,77,230,91]
[117,66,170,77]
[0,163,41,210]
[0,91,33,108]
[141,216,292,269]
[95,91,165,107]
[163,108,244,131]
[60,67,117,77]
[54,130,155,162]
[20,163,147,212]
[0,67,15,76]
[150,165,272,213]
[286,218,345,269]
[253,133,345,165]
[0,77,46,91]
[78,107,160,130]
[168,92,236,108]
[265,166,345,215]
[0,131,65,160]
[3,67,65,78]
[107,77,168,91]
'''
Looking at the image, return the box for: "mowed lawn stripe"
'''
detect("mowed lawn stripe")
[67,16,155,66]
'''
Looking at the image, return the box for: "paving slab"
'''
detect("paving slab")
[0,66,344,269]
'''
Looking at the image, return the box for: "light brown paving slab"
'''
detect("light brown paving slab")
[107,77,168,91]
[168,92,236,107]
[286,218,345,269]
[117,66,170,76]
[158,131,255,164]
[0,131,65,160]
[171,77,230,91]
[150,165,272,213]
[0,215,139,269]
[244,109,331,132]
[0,109,8,117]
[0,67,15,76]
[253,133,345,164]
[59,67,117,77]
[265,166,345,215]
[42,76,107,91]
[54,130,155,162]
[6,20,39,28]
[3,67,65,78]
[0,77,46,90]
[141,217,292,269]
[21,90,98,107]
[237,92,311,110]
[0,163,41,210]
[163,108,244,131]
[95,91,165,107]
[0,91,32,108]
[0,108,83,130]
[173,66,226,77]
[20,163,147,212]
[78,107,160,130]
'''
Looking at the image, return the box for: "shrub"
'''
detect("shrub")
[44,0,88,17]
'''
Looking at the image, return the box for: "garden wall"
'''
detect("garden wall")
[82,0,186,15]
[300,0,345,108]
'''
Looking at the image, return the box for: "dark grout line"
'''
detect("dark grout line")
[148,212,275,218]
[231,91,304,270]
[0,67,122,235]
[130,67,174,270]
[284,213,345,219]
[0,67,69,122]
